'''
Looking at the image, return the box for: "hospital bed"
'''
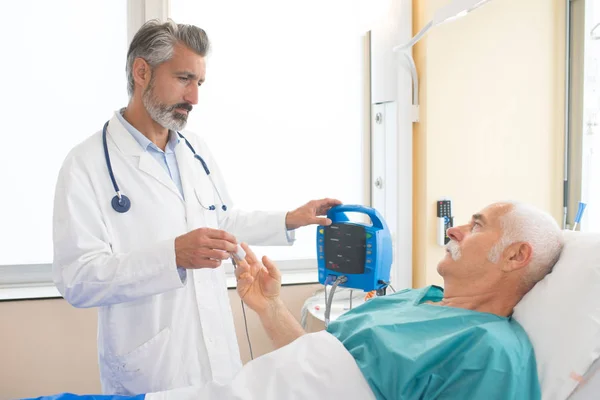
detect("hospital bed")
[27,230,600,400]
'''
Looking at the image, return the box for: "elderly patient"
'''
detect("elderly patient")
[232,202,563,399]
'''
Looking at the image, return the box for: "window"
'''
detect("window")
[170,0,368,264]
[580,1,600,232]
[0,1,127,292]
[0,1,370,296]
[569,0,600,232]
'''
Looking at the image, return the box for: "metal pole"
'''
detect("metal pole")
[563,0,572,229]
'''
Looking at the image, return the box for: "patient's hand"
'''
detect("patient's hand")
[235,243,281,313]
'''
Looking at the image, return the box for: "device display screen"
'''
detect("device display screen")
[324,223,366,274]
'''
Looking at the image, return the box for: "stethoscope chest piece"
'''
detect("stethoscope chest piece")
[111,194,131,213]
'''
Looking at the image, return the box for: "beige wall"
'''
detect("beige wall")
[0,284,320,400]
[412,0,566,287]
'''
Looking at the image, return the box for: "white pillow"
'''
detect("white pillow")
[513,230,600,400]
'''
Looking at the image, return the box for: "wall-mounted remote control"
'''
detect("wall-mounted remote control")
[437,199,453,246]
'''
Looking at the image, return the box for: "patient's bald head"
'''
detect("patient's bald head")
[438,202,564,301]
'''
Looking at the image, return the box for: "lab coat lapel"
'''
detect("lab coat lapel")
[137,152,183,201]
[107,113,183,202]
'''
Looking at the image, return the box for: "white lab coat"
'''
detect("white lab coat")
[52,112,292,395]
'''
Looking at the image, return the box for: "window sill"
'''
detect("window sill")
[225,269,318,289]
[0,271,319,301]
[0,284,62,301]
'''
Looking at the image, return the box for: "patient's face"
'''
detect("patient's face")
[437,203,511,282]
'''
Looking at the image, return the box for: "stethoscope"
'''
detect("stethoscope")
[102,120,228,213]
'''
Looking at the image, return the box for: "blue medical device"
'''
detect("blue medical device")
[317,205,393,292]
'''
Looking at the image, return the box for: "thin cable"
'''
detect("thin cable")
[232,257,253,360]
[240,299,254,360]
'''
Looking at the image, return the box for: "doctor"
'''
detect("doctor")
[52,20,340,396]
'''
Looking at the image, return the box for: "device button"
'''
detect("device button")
[367,250,372,255]
[319,228,324,234]
[366,233,372,239]
[366,259,371,264]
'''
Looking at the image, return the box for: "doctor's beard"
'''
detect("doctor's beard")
[142,80,192,131]
[446,240,461,261]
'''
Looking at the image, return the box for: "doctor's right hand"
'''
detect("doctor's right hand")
[175,228,238,269]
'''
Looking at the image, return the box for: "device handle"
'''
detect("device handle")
[327,205,386,230]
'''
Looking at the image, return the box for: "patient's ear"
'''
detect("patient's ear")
[502,242,533,272]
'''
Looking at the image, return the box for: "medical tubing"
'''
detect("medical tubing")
[324,276,347,328]
[379,280,396,293]
[323,275,332,309]
[349,290,353,310]
[102,121,121,193]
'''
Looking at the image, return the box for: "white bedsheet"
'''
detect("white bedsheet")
[146,331,376,400]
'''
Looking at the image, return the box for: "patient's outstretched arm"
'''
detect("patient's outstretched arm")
[258,298,306,349]
[235,243,306,349]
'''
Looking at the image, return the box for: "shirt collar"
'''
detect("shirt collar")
[116,108,180,154]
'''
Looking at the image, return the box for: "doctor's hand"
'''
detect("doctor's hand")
[235,243,281,313]
[285,198,342,230]
[175,228,238,269]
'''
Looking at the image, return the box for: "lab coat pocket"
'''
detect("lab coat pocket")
[111,327,172,394]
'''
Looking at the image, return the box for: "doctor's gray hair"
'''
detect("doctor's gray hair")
[488,202,564,291]
[126,19,210,97]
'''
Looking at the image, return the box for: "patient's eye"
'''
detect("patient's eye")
[471,222,481,232]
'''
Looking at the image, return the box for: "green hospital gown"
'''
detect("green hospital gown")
[327,286,541,400]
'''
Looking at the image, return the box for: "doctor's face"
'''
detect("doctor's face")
[437,203,511,283]
[142,43,206,131]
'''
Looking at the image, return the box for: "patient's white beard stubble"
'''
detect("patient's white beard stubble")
[446,241,461,261]
[446,239,507,264]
